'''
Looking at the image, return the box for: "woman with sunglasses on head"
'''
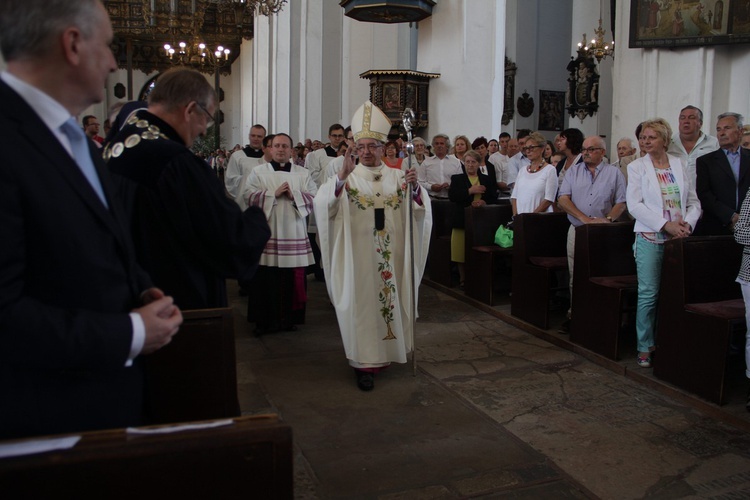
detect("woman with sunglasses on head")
[511,132,558,217]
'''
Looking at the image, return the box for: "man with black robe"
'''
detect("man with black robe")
[106,67,270,310]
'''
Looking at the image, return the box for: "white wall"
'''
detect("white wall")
[243,1,413,145]
[417,0,506,142]
[501,0,574,142]
[571,0,613,146]
[342,15,414,128]
[611,0,750,153]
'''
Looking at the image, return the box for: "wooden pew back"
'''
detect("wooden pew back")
[430,199,453,241]
[570,221,636,359]
[463,205,514,304]
[679,236,743,304]
[143,307,240,424]
[427,199,455,286]
[656,235,744,404]
[464,204,513,249]
[576,221,636,278]
[0,415,292,499]
[511,212,571,329]
[514,212,570,259]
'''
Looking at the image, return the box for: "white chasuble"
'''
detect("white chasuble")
[314,164,432,366]
[245,163,316,268]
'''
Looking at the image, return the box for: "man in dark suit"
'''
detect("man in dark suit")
[695,112,750,235]
[0,0,183,439]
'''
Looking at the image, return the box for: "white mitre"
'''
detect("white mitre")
[351,101,391,143]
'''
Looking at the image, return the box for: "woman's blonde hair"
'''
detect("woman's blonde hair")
[639,118,672,148]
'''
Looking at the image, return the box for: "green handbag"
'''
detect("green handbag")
[494,224,513,248]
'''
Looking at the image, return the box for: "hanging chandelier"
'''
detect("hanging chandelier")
[106,0,287,76]
[216,0,287,22]
[157,0,287,72]
[577,18,614,63]
[163,41,231,69]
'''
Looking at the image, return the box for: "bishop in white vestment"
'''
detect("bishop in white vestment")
[314,102,432,391]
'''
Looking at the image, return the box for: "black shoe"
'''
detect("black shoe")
[355,370,374,391]
[558,319,570,334]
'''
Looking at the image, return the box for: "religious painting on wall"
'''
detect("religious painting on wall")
[565,55,599,121]
[629,0,750,47]
[382,83,401,114]
[538,90,565,131]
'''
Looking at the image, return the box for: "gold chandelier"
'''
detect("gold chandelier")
[105,1,287,75]
[219,0,287,19]
[163,41,232,69]
[577,18,614,63]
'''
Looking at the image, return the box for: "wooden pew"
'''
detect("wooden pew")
[511,212,570,329]
[655,235,745,404]
[463,204,514,305]
[427,199,455,287]
[0,415,293,499]
[570,221,637,359]
[143,307,241,424]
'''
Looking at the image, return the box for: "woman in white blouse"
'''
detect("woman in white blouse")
[511,132,558,216]
[626,118,701,368]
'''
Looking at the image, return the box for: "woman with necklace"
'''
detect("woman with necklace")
[511,132,558,216]
[626,118,701,368]
[448,149,498,287]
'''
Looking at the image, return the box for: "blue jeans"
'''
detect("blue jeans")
[740,283,750,378]
[634,235,664,353]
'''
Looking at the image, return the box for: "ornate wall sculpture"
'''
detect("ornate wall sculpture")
[502,57,517,126]
[565,54,599,121]
[359,70,440,137]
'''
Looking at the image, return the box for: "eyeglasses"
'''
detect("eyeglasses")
[356,144,382,153]
[581,147,604,153]
[330,134,345,139]
[196,102,214,128]
[521,145,543,152]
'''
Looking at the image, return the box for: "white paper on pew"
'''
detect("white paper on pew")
[126,419,234,436]
[0,436,81,459]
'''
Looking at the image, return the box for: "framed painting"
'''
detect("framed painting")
[629,0,750,48]
[382,83,401,114]
[538,90,565,131]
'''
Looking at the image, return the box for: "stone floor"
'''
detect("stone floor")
[231,279,750,499]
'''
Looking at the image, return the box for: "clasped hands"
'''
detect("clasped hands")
[664,219,691,238]
[275,182,295,199]
[136,287,183,355]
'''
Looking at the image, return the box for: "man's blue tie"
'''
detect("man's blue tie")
[60,118,108,208]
